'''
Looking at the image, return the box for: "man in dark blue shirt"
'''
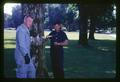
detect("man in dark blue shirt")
[47,22,68,78]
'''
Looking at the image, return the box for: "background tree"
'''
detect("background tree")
[88,4,115,39]
[96,4,115,33]
[12,5,22,28]
[65,4,79,31]
[47,4,65,30]
[77,4,89,46]
[77,3,115,46]
[45,4,79,31]
[4,13,14,28]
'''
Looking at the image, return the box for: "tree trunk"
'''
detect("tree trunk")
[89,16,96,40]
[22,4,48,78]
[78,4,88,46]
[79,15,88,46]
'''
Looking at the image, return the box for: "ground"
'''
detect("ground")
[4,29,116,78]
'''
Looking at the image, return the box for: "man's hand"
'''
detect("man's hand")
[46,35,52,39]
[24,54,30,64]
[54,40,68,46]
[54,42,61,46]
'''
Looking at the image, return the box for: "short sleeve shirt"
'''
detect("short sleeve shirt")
[49,30,68,45]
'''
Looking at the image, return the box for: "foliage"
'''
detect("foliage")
[4,4,116,32]
[12,5,22,28]
[4,13,14,28]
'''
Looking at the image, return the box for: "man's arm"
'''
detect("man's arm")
[18,29,29,56]
[54,32,69,46]
[54,40,68,46]
[60,40,68,46]
[18,29,30,64]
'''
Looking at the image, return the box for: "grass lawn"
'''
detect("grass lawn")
[4,29,116,78]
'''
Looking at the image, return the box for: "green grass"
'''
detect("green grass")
[64,40,116,78]
[4,29,116,78]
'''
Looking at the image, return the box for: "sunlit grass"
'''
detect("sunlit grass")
[44,31,116,40]
[4,30,16,48]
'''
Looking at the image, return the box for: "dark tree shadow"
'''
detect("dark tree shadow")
[45,39,116,78]
[4,48,16,78]
[4,39,16,41]
[4,39,16,45]
[4,39,116,78]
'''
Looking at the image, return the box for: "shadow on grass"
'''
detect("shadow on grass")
[4,39,16,41]
[4,39,116,78]
[66,39,116,78]
[4,48,16,78]
[45,39,116,78]
[4,42,16,45]
[4,39,16,45]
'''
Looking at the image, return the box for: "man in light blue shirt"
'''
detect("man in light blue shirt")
[15,15,36,78]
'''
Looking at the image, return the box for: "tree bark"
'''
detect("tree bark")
[22,4,48,78]
[78,4,88,46]
[89,16,96,40]
[79,15,88,46]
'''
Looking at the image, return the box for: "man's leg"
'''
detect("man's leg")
[51,46,64,78]
[27,62,36,78]
[16,64,27,78]
[56,48,64,78]
[50,46,58,78]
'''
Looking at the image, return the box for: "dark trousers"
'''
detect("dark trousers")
[50,45,64,78]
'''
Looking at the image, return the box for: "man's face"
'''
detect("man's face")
[54,24,61,31]
[25,17,33,28]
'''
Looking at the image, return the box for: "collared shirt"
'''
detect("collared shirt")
[22,24,30,35]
